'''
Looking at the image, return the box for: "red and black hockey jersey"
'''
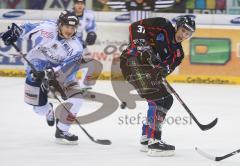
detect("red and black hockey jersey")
[128,17,184,72]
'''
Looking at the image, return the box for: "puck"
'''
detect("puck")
[120,102,127,109]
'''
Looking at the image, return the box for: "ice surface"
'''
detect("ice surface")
[0,77,240,166]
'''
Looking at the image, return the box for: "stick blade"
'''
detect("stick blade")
[195,147,216,161]
[95,139,112,145]
[200,118,218,131]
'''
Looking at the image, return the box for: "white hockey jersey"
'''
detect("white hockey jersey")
[74,9,96,42]
[20,20,83,83]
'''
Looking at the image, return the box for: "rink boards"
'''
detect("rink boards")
[0,18,240,84]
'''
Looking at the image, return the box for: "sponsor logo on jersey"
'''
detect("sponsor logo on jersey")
[40,30,54,39]
[63,43,73,56]
[156,33,165,42]
[25,92,38,99]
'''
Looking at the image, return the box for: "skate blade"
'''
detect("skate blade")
[140,145,148,152]
[147,149,175,157]
[55,138,79,145]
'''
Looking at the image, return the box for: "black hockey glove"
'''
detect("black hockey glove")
[85,31,97,45]
[31,68,55,82]
[31,70,45,82]
[1,23,22,46]
[158,65,171,78]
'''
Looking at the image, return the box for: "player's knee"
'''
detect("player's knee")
[159,94,173,110]
[66,97,83,115]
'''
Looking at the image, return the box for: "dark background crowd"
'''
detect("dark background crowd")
[0,0,230,14]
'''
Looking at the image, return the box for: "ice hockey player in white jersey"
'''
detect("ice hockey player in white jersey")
[73,0,97,46]
[1,10,84,145]
[72,0,100,96]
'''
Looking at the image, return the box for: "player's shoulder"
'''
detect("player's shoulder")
[38,20,57,29]
[155,17,174,29]
[70,37,83,50]
[84,9,95,18]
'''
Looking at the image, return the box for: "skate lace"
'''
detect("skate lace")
[63,131,73,137]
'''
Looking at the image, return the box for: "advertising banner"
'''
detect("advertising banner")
[1,9,240,25]
[227,0,240,14]
[0,20,240,84]
[176,26,240,84]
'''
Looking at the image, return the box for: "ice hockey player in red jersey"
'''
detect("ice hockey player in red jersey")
[120,16,195,156]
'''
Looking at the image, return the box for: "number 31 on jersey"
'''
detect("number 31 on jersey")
[137,25,145,33]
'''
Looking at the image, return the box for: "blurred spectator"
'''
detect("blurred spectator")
[159,0,186,13]
[107,0,175,22]
[1,0,25,9]
[43,0,72,10]
[93,0,110,11]
[27,0,47,9]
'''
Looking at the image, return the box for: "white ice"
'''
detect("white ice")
[0,77,240,166]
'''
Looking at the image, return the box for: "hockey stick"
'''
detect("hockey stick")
[50,87,111,145]
[162,78,218,131]
[10,43,111,145]
[195,147,240,161]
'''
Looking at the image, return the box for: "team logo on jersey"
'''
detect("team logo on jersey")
[156,33,164,42]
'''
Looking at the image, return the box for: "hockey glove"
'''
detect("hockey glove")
[31,70,46,82]
[1,23,22,46]
[158,65,171,78]
[85,31,97,45]
[31,68,55,82]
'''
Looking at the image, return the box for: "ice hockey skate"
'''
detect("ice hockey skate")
[147,138,175,157]
[140,135,149,152]
[46,103,55,126]
[55,126,79,145]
